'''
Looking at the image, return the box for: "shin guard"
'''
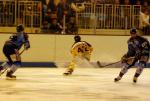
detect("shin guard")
[7,61,21,74]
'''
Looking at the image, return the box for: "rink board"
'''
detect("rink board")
[0,62,57,67]
[0,34,150,68]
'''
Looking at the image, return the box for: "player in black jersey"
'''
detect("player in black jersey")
[114,28,150,83]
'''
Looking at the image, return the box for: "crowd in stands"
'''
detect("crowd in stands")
[41,0,79,34]
[41,0,149,34]
[0,0,149,34]
[95,0,149,5]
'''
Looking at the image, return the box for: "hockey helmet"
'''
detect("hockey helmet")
[16,24,24,32]
[74,35,81,42]
[130,28,137,34]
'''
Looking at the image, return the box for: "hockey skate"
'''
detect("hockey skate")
[133,77,137,83]
[6,71,16,80]
[0,66,3,72]
[114,76,121,82]
[0,66,5,76]
[63,69,74,76]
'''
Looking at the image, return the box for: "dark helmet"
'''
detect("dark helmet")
[16,24,24,32]
[74,35,81,42]
[130,28,137,34]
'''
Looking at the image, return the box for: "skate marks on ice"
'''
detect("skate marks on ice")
[0,68,150,101]
[58,56,97,69]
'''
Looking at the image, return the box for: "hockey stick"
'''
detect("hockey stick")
[0,49,25,76]
[19,48,25,55]
[0,67,7,76]
[97,57,135,68]
[97,61,120,68]
[74,56,94,68]
[63,55,94,68]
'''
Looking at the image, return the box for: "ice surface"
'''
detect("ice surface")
[0,68,150,101]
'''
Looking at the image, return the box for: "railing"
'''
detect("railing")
[17,1,42,33]
[0,0,16,26]
[0,0,42,33]
[77,3,141,30]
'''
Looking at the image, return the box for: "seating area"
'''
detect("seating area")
[0,0,149,35]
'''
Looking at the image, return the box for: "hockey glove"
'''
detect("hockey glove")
[121,54,129,63]
[24,41,30,50]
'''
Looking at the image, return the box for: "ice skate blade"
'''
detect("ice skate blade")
[114,77,121,82]
[133,77,137,83]
[6,77,16,80]
[63,73,72,76]
[114,78,119,82]
[133,79,137,83]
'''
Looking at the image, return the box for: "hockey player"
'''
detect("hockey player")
[0,24,30,79]
[63,35,93,75]
[114,28,150,83]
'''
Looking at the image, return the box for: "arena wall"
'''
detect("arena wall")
[0,34,149,67]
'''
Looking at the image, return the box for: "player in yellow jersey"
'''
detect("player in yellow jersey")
[63,35,93,75]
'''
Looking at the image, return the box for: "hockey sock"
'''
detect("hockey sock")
[66,61,75,71]
[7,61,21,74]
[134,67,143,78]
[134,61,144,78]
[0,62,12,70]
[119,64,129,77]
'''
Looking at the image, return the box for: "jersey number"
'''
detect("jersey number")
[78,46,89,53]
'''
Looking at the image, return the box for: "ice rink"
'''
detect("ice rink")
[0,68,150,101]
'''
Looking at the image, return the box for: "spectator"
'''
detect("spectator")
[42,0,63,33]
[58,0,85,34]
[66,17,78,34]
[114,0,120,5]
[140,0,145,5]
[42,0,51,23]
[143,1,149,8]
[124,0,130,5]
[119,0,124,5]
[42,0,59,22]
[57,0,69,27]
[129,0,137,5]
[136,0,141,5]
[41,9,51,32]
[85,0,91,3]
[49,15,63,33]
[139,7,150,35]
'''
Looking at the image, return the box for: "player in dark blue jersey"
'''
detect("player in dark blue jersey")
[0,24,30,79]
[114,28,150,83]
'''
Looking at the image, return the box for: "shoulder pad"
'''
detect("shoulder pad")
[127,37,135,43]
